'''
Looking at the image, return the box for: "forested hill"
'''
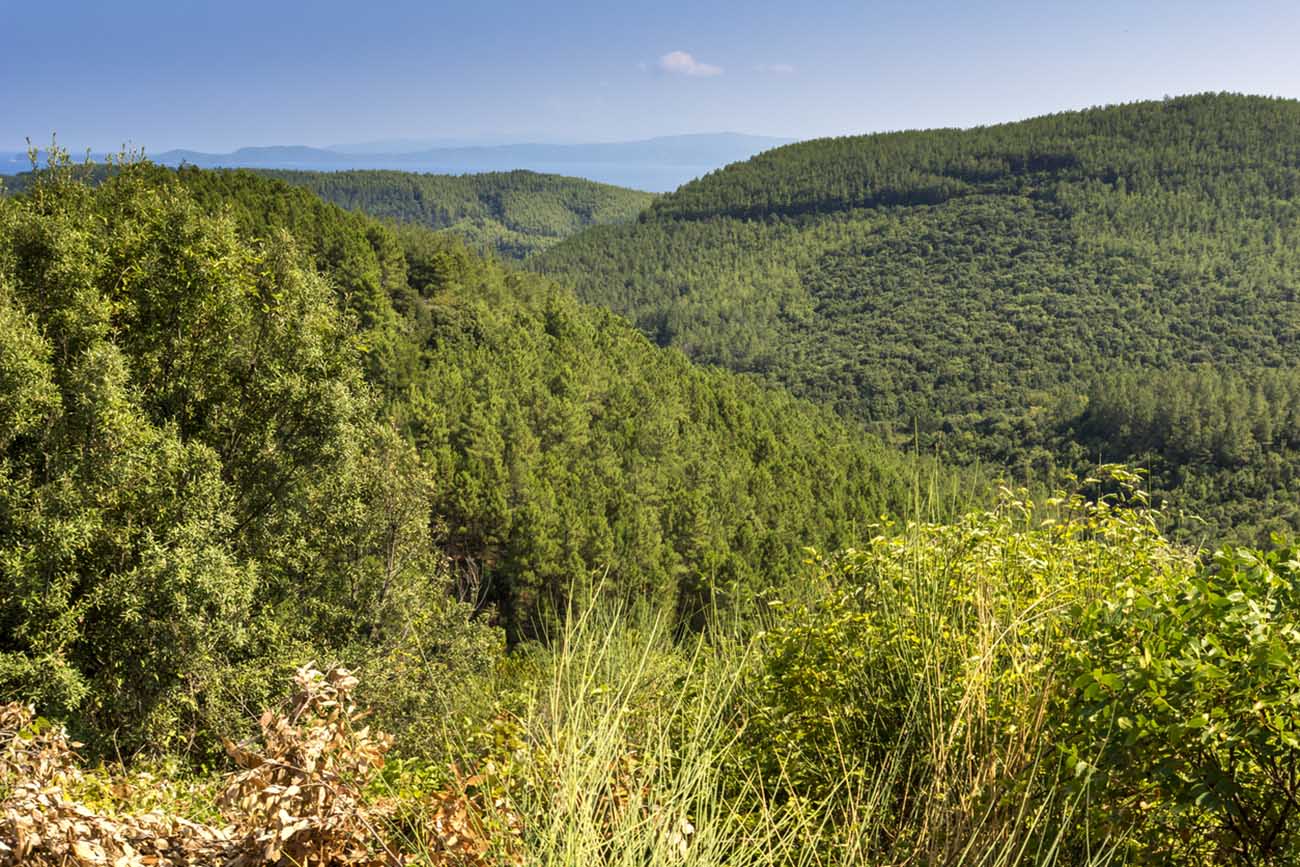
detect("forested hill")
[0,160,957,747]
[640,93,1300,221]
[535,93,1300,542]
[1,166,655,259]
[256,168,655,258]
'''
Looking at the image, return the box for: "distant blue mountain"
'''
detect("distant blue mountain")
[154,145,345,168]
[325,136,526,153]
[0,153,30,174]
[142,134,793,191]
[1,149,118,174]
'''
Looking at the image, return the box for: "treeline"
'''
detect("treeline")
[1062,366,1300,542]
[0,161,956,754]
[256,168,655,258]
[534,93,1300,541]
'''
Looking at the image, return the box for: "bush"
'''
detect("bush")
[1064,539,1300,864]
[741,473,1195,863]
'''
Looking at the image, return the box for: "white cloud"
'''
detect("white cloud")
[657,51,722,77]
[757,63,795,74]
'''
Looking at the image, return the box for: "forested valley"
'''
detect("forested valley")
[7,96,1300,867]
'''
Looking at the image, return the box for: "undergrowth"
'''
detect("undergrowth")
[7,472,1300,865]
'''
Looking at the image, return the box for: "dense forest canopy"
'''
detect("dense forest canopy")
[249,168,655,258]
[534,93,1300,542]
[0,160,958,753]
[3,165,657,260]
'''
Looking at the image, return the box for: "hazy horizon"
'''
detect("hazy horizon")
[0,132,799,192]
[5,0,1300,153]
[0,131,793,157]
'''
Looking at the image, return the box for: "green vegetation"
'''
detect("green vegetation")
[1067,366,1300,543]
[9,97,1300,864]
[0,159,498,757]
[1064,537,1300,864]
[13,473,1300,865]
[3,164,655,259]
[258,168,656,258]
[0,158,948,760]
[534,93,1300,542]
[170,166,950,640]
[423,476,1300,866]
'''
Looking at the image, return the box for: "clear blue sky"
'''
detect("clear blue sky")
[4,0,1300,151]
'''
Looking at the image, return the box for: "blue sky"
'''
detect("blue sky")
[4,0,1300,151]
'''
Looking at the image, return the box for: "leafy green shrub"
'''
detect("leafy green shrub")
[1064,539,1300,864]
[742,473,1194,863]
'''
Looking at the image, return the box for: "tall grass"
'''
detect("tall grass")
[14,476,1175,865]
[483,600,796,866]
[436,485,1171,866]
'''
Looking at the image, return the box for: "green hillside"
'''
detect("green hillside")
[11,134,1300,867]
[0,160,958,754]
[535,93,1300,542]
[256,168,656,258]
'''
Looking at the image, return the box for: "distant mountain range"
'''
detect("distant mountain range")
[1,152,39,174]
[1,134,792,192]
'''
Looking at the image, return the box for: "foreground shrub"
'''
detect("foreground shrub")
[0,665,523,866]
[0,701,235,866]
[741,474,1194,863]
[221,665,402,866]
[1065,541,1300,864]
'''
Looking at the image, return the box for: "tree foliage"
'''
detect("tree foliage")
[1065,541,1300,864]
[256,168,655,259]
[167,167,959,640]
[0,160,491,755]
[534,93,1300,541]
[0,159,953,753]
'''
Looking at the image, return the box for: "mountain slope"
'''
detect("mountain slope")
[2,161,964,668]
[257,169,655,258]
[535,93,1300,541]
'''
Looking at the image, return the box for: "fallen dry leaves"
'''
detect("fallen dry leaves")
[0,700,233,866]
[0,665,521,867]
